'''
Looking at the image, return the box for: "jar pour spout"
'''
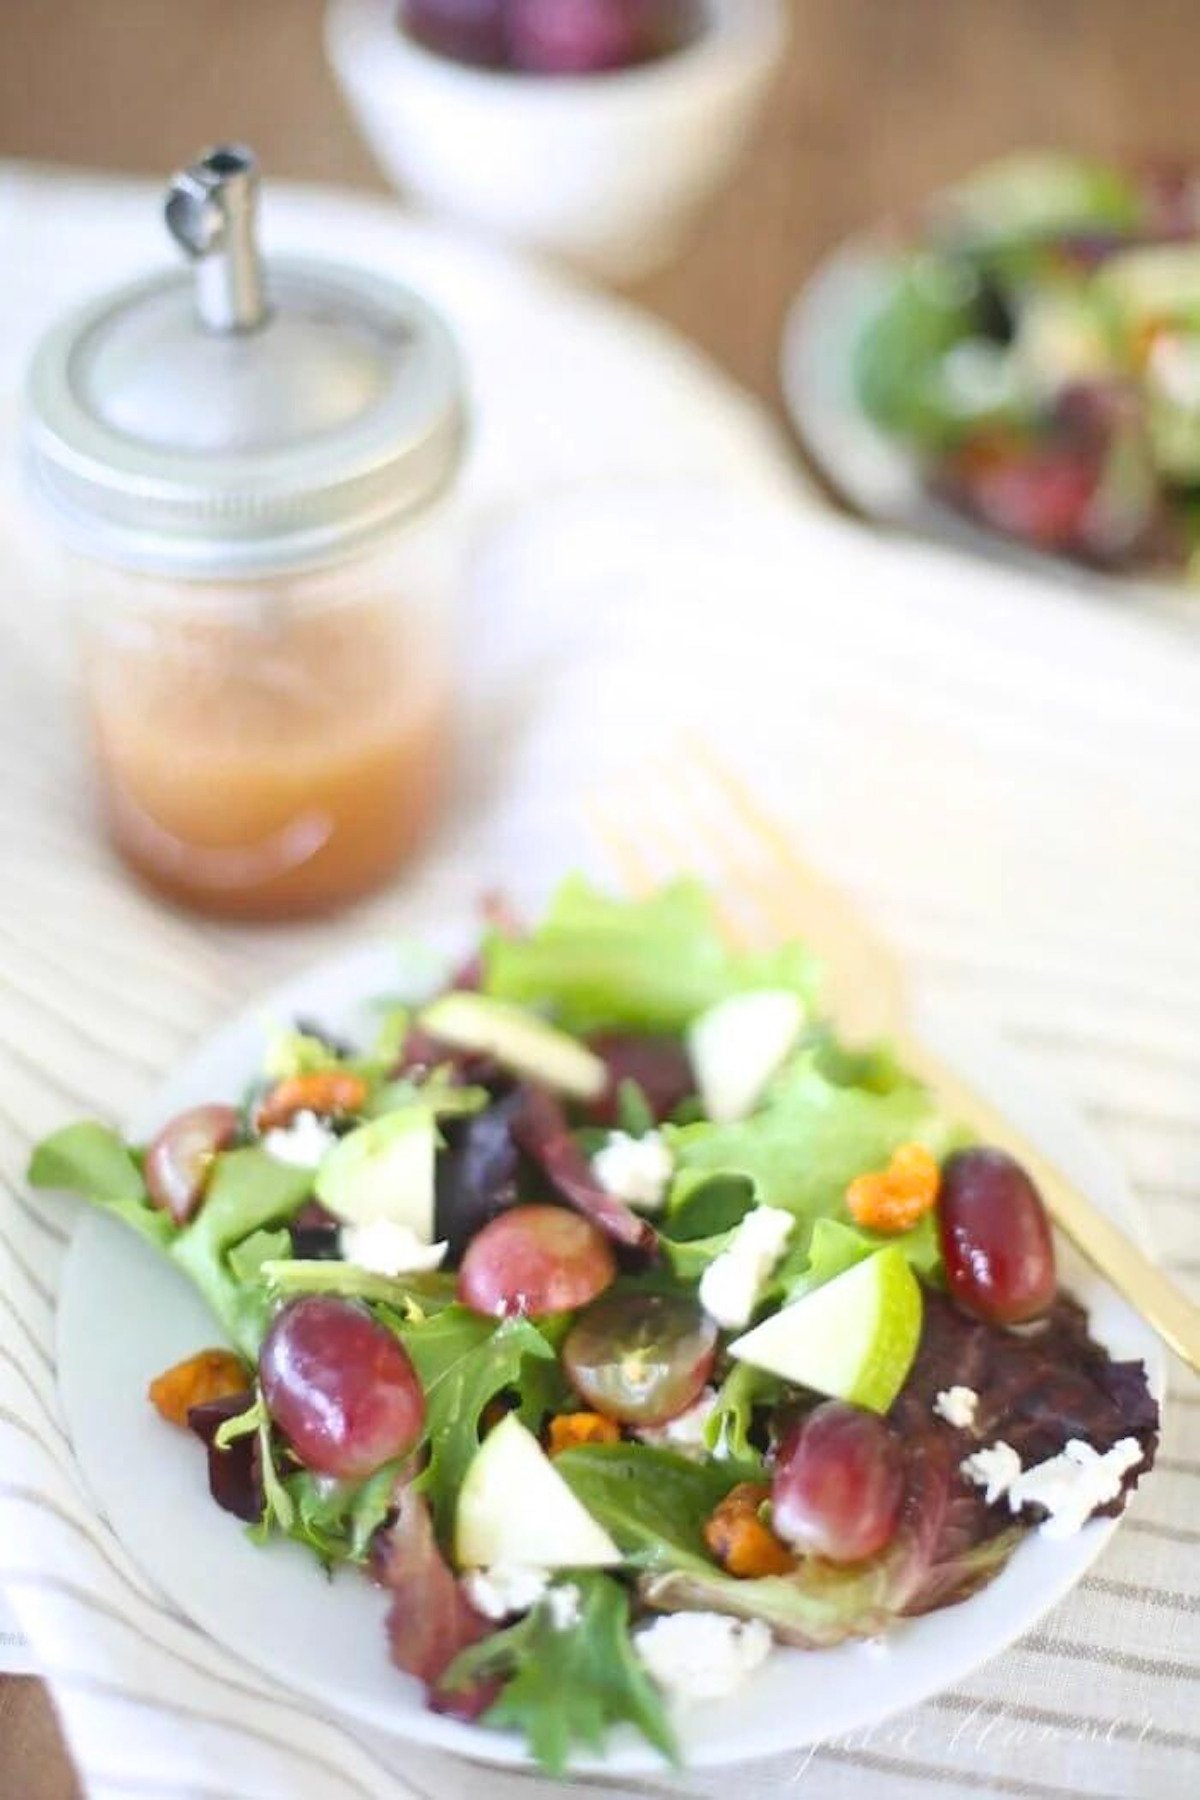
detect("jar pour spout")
[164,144,269,335]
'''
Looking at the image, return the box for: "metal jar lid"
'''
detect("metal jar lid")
[24,146,466,579]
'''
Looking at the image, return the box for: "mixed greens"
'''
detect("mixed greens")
[855,150,1200,578]
[30,880,1159,1770]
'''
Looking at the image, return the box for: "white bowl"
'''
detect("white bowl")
[326,0,788,281]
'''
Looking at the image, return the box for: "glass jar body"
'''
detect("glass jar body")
[71,515,456,921]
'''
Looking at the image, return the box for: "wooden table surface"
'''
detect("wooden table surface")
[3,3,1200,1794]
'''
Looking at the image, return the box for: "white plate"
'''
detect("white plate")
[56,928,1164,1775]
[781,236,1200,632]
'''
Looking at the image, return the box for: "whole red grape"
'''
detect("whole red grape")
[506,0,693,75]
[402,0,508,68]
[771,1400,904,1563]
[260,1296,425,1479]
[938,1146,1056,1325]
[457,1203,616,1317]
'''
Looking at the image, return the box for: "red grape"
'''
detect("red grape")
[402,0,508,67]
[506,0,693,75]
[457,1203,616,1318]
[938,1147,1056,1325]
[259,1296,425,1480]
[563,1290,717,1425]
[144,1103,240,1225]
[771,1401,903,1563]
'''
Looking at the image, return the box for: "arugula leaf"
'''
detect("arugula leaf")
[443,1572,678,1773]
[285,1459,403,1568]
[27,1122,170,1248]
[213,1388,296,1541]
[396,1307,556,1538]
[668,1047,954,1248]
[554,1442,744,1575]
[483,876,819,1034]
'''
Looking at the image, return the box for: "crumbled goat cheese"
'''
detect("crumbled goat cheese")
[934,1386,979,1430]
[961,1436,1143,1537]
[699,1205,794,1329]
[635,1612,772,1702]
[1007,1437,1143,1540]
[339,1220,447,1277]
[463,1564,549,1621]
[545,1583,582,1632]
[591,1130,673,1212]
[960,1440,1023,1506]
[262,1110,338,1169]
[637,1389,717,1457]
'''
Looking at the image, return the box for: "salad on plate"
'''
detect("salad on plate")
[854,150,1200,578]
[30,880,1160,1772]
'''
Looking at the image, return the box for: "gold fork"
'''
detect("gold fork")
[590,743,1200,1374]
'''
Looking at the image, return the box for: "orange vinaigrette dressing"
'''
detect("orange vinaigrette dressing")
[87,596,450,919]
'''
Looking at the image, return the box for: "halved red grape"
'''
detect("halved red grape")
[938,1147,1056,1325]
[562,1290,716,1425]
[259,1296,425,1480]
[144,1103,240,1225]
[457,1203,616,1318]
[771,1400,903,1563]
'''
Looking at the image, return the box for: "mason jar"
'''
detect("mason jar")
[24,146,466,921]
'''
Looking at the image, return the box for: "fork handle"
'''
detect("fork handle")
[900,1035,1200,1375]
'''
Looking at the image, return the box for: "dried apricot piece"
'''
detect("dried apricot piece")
[547,1411,621,1456]
[704,1481,794,1577]
[847,1142,940,1234]
[148,1348,251,1429]
[256,1070,368,1131]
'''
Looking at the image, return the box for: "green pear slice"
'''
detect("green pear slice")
[314,1107,436,1237]
[419,992,606,1102]
[456,1414,622,1571]
[729,1246,922,1414]
[687,989,806,1123]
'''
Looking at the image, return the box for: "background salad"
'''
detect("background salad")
[29,880,1159,1771]
[856,150,1200,578]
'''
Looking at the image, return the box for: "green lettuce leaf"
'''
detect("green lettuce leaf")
[774,1212,941,1302]
[668,1046,955,1254]
[555,1442,746,1575]
[704,1362,783,1467]
[227,1227,292,1285]
[169,1149,316,1357]
[395,1307,556,1539]
[28,1128,313,1355]
[27,1122,170,1249]
[482,877,820,1034]
[443,1572,678,1774]
[261,1259,457,1313]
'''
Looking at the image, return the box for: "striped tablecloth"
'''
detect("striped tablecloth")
[2,171,1198,1800]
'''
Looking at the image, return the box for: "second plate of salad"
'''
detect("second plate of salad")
[42,881,1162,1773]
[784,150,1200,623]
